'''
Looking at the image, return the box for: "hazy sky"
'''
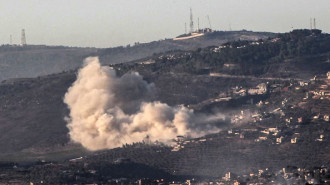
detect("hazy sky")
[1,0,329,48]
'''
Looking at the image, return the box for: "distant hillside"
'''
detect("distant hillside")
[0,72,85,160]
[0,46,97,82]
[0,31,273,82]
[117,29,330,81]
[0,29,328,164]
[98,30,274,65]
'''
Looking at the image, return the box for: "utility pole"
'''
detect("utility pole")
[313,18,316,29]
[10,35,12,45]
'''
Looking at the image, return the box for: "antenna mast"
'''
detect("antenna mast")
[313,18,316,29]
[10,35,12,45]
[198,17,200,31]
[190,8,194,33]
[207,15,212,30]
[185,22,187,34]
[20,29,26,46]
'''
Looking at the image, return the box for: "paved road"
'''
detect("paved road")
[209,73,301,81]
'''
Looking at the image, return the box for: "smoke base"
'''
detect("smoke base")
[64,57,221,151]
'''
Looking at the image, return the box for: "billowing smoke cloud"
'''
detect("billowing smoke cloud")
[64,57,222,151]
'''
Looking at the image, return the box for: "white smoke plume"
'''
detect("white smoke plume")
[64,57,222,151]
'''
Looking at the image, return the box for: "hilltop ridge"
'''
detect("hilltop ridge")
[0,30,273,82]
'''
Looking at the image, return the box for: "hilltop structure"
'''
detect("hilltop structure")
[20,29,26,46]
[174,8,213,41]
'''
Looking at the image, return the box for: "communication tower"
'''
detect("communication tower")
[185,22,187,34]
[20,29,26,46]
[198,17,200,31]
[207,15,212,29]
[190,8,194,33]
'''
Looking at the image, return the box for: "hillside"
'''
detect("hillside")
[0,72,89,161]
[0,30,329,183]
[98,30,274,65]
[0,31,273,82]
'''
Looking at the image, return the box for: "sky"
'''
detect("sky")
[0,0,329,48]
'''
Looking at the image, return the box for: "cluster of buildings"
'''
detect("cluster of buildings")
[210,166,330,185]
[173,71,330,152]
[298,72,330,122]
[231,83,268,97]
[172,136,207,152]
[3,161,327,185]
[157,52,192,61]
[309,71,330,100]
[211,39,266,53]
[91,166,330,185]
